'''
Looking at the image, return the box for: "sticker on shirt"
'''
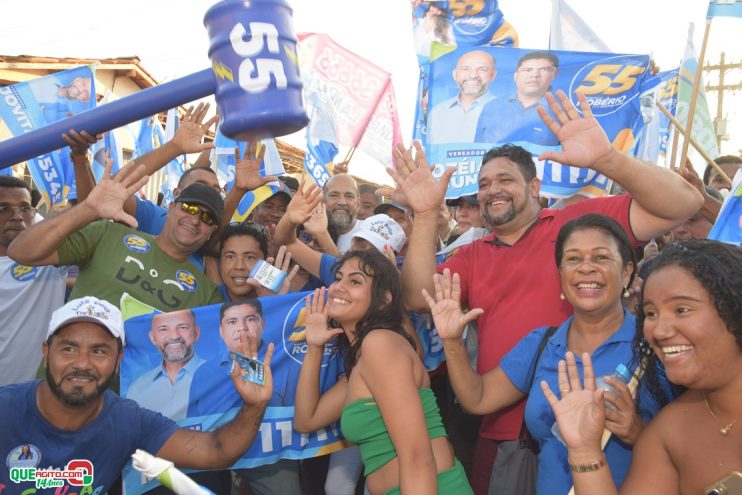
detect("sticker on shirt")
[123,234,151,253]
[175,269,198,292]
[10,263,38,282]
[6,443,41,469]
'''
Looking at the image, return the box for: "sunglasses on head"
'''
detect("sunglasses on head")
[179,202,217,226]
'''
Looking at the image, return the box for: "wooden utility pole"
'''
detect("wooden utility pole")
[704,52,742,150]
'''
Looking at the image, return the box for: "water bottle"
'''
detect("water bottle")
[551,363,633,445]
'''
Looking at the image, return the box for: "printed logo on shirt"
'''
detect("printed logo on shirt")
[176,269,198,292]
[282,297,338,365]
[123,234,151,253]
[8,457,94,489]
[10,263,38,282]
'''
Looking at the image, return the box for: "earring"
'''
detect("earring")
[622,287,631,298]
[559,292,565,300]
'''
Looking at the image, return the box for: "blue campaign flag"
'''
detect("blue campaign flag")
[708,173,742,245]
[160,108,185,207]
[425,46,651,200]
[304,137,337,188]
[707,0,742,19]
[0,66,96,206]
[133,115,165,158]
[90,131,123,183]
[120,292,345,494]
[632,70,678,165]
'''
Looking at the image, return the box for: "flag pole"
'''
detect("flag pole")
[656,101,729,182]
[678,20,712,175]
[668,128,680,170]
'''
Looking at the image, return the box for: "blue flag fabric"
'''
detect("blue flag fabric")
[120,292,345,494]
[708,173,742,245]
[0,66,96,206]
[632,70,678,165]
[707,0,742,18]
[425,47,652,199]
[304,138,337,187]
[134,116,165,158]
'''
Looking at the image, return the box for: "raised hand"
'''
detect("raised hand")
[82,158,149,227]
[537,91,615,169]
[286,179,323,225]
[602,375,644,445]
[233,143,276,192]
[171,103,219,155]
[249,246,301,297]
[378,142,455,216]
[421,268,483,341]
[304,288,343,348]
[540,352,606,451]
[303,203,328,237]
[231,333,273,406]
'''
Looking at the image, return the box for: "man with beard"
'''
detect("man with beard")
[127,309,205,420]
[0,296,273,495]
[428,49,497,144]
[0,176,67,387]
[395,91,704,494]
[476,51,561,146]
[323,173,362,253]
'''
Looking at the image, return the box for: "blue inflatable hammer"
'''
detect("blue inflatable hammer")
[0,0,308,170]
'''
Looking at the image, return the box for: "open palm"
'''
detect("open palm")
[304,288,343,348]
[421,269,483,341]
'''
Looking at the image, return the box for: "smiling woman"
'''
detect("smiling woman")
[293,249,473,494]
[542,239,742,495]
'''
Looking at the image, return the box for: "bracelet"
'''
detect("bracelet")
[569,457,606,473]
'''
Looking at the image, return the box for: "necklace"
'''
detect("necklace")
[703,393,739,436]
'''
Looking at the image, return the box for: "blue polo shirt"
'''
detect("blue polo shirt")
[475,94,559,146]
[428,92,496,144]
[126,354,206,421]
[500,311,668,495]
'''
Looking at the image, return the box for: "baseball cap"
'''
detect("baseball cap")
[174,183,225,226]
[446,194,478,207]
[353,214,406,253]
[374,200,412,217]
[47,297,125,345]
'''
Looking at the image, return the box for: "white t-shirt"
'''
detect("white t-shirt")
[336,221,363,254]
[0,257,67,386]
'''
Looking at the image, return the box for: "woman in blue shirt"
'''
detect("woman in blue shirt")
[423,214,667,494]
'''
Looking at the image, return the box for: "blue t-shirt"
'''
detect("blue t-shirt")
[0,381,178,495]
[500,312,668,495]
[134,196,205,271]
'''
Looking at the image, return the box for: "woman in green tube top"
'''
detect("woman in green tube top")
[294,249,473,494]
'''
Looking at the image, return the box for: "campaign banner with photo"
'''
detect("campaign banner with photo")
[119,292,345,494]
[424,46,652,199]
[0,66,96,206]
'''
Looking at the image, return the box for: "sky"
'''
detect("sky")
[1,0,739,184]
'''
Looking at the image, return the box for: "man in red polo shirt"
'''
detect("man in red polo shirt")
[395,91,703,494]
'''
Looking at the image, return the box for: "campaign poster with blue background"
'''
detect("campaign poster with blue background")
[0,66,96,206]
[423,46,656,200]
[119,292,344,494]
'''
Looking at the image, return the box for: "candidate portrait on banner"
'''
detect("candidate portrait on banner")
[120,292,345,494]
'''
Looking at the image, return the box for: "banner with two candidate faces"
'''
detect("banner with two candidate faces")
[422,46,661,200]
[119,292,344,494]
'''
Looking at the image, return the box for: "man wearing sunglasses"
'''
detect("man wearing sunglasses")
[8,167,225,312]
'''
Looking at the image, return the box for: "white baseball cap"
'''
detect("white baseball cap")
[47,297,125,345]
[353,214,406,254]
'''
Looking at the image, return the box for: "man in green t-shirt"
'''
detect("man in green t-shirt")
[8,163,224,311]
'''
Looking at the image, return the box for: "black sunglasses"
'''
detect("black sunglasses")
[179,202,217,226]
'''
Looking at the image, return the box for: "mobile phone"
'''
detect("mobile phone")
[229,351,265,385]
[706,471,742,495]
[249,259,287,292]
